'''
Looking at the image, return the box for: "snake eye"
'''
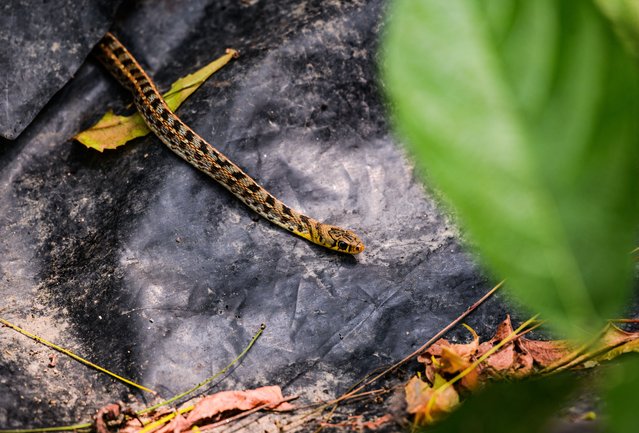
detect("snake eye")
[337,241,348,250]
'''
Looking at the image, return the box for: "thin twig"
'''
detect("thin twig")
[139,323,266,414]
[0,423,93,433]
[336,388,389,401]
[332,280,503,405]
[0,317,157,395]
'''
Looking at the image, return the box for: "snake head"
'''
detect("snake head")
[327,227,365,254]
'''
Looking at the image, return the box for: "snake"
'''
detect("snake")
[93,32,364,254]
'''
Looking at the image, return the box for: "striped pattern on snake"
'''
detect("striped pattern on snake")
[93,32,364,254]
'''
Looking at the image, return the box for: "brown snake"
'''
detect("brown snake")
[94,32,364,254]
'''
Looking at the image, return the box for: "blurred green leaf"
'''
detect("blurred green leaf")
[596,0,639,57]
[603,354,639,433]
[383,0,639,339]
[425,375,578,433]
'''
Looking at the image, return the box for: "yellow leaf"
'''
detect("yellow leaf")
[594,323,639,362]
[440,346,472,374]
[405,375,459,425]
[75,49,238,152]
[74,109,149,152]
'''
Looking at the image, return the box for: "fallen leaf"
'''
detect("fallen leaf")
[600,323,639,348]
[95,403,121,433]
[419,325,480,385]
[407,316,639,427]
[75,110,149,152]
[75,49,238,151]
[96,385,292,433]
[439,346,472,374]
[491,314,516,342]
[418,325,479,363]
[405,375,459,424]
[459,365,481,392]
[519,338,571,368]
[483,343,515,372]
[186,385,293,425]
[592,323,639,362]
[511,348,534,378]
[154,412,190,433]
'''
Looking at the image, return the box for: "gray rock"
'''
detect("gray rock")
[0,0,121,139]
[0,0,510,428]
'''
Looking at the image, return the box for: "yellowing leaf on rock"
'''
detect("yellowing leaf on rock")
[161,49,238,112]
[74,109,149,152]
[75,48,239,152]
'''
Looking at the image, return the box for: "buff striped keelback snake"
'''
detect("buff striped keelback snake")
[93,32,364,254]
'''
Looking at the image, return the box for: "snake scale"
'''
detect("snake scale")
[94,32,364,254]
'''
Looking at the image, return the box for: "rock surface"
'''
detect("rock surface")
[0,0,121,139]
[0,0,510,428]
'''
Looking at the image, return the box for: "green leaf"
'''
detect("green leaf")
[595,0,639,57]
[602,354,639,433]
[383,0,639,339]
[425,375,578,433]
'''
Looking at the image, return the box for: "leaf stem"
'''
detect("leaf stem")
[0,317,157,395]
[138,323,266,414]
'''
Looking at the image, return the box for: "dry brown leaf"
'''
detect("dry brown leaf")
[511,348,534,377]
[407,316,639,427]
[188,385,293,424]
[459,365,481,391]
[476,316,566,376]
[95,403,121,433]
[96,386,293,433]
[543,323,639,371]
[153,412,190,433]
[414,315,573,396]
[418,326,479,363]
[494,315,515,340]
[419,326,480,384]
[519,338,571,368]
[473,316,515,361]
[405,375,459,423]
[483,343,515,372]
[439,346,472,374]
[592,323,639,362]
[417,339,448,362]
[600,323,639,348]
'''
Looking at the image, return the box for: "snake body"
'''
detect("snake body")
[94,32,364,254]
